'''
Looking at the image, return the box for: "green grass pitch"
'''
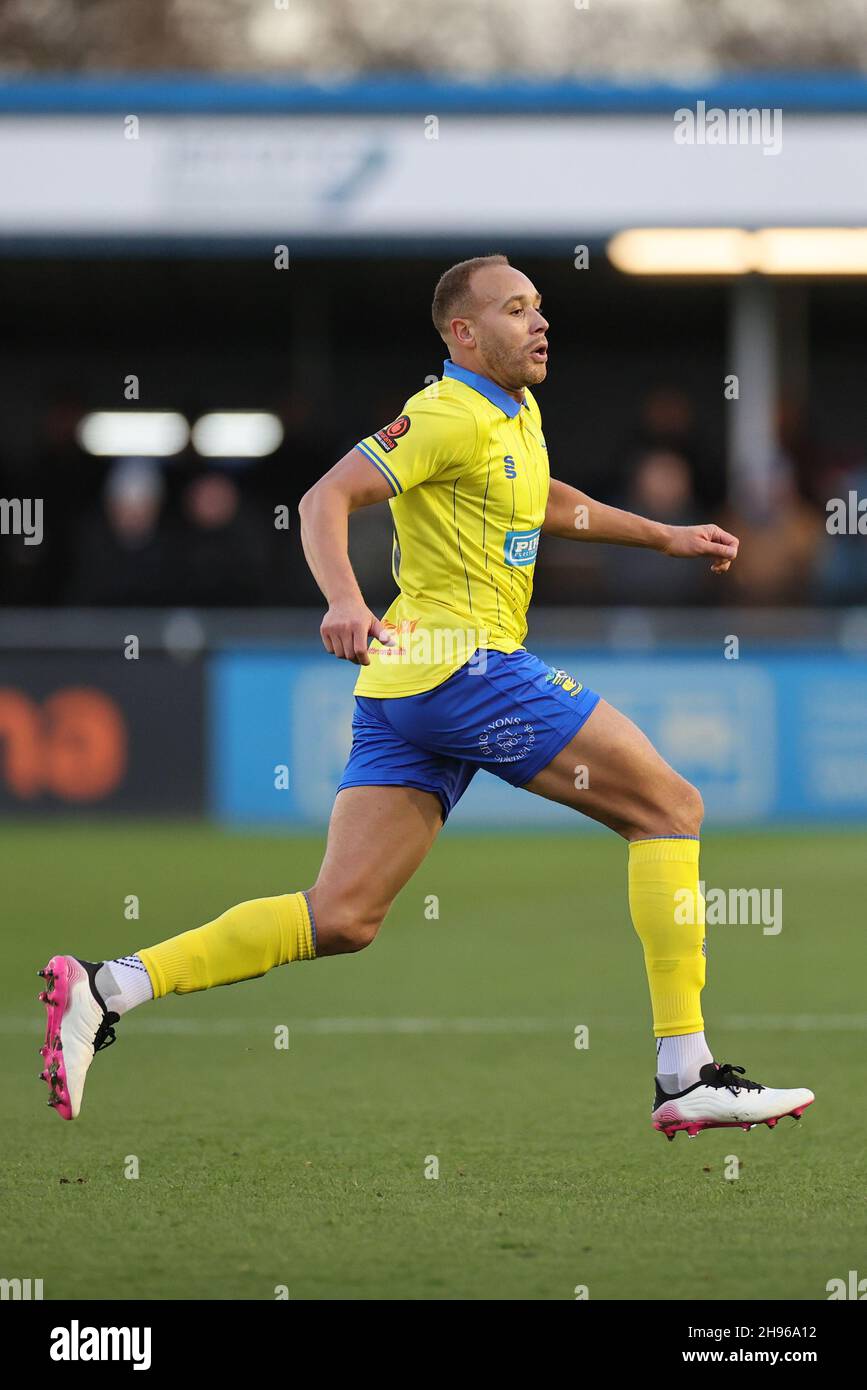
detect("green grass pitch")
[2,820,864,1301]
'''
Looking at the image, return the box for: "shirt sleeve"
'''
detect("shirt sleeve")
[354,394,478,496]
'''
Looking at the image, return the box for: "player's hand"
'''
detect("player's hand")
[661,523,740,574]
[320,601,396,665]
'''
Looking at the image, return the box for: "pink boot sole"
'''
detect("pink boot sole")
[654,1096,815,1141]
[37,955,82,1121]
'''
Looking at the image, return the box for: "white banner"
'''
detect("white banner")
[1,113,866,238]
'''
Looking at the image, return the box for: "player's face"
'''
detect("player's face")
[463,266,549,390]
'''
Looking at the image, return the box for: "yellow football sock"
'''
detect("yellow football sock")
[137,891,316,998]
[628,838,706,1037]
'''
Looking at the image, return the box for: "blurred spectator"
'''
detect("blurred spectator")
[608,387,724,512]
[722,456,824,605]
[66,458,173,604]
[174,469,270,606]
[604,449,714,605]
[533,448,713,607]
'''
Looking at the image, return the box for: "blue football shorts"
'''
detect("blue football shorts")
[337,648,601,821]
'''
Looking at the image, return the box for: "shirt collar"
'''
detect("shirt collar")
[442,359,526,418]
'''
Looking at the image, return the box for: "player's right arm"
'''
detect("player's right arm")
[298,448,397,664]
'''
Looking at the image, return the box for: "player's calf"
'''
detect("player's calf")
[305,887,384,956]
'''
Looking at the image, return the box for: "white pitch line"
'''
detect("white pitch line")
[718,1014,867,1032]
[8,1015,563,1037]
[6,1014,867,1035]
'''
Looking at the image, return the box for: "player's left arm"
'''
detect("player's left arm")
[542,476,739,574]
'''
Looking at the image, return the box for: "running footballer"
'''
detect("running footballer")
[37,255,814,1141]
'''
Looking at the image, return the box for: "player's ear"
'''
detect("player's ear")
[450,317,476,348]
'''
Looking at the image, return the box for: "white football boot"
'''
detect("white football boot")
[652,1060,814,1141]
[38,955,120,1120]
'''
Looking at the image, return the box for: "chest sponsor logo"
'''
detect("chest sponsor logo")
[504,526,540,567]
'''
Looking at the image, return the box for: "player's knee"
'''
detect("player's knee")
[637,771,703,839]
[670,777,704,837]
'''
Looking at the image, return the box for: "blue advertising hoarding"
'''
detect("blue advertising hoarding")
[209,648,867,828]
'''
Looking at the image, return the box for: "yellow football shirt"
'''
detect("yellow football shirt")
[353,359,550,698]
